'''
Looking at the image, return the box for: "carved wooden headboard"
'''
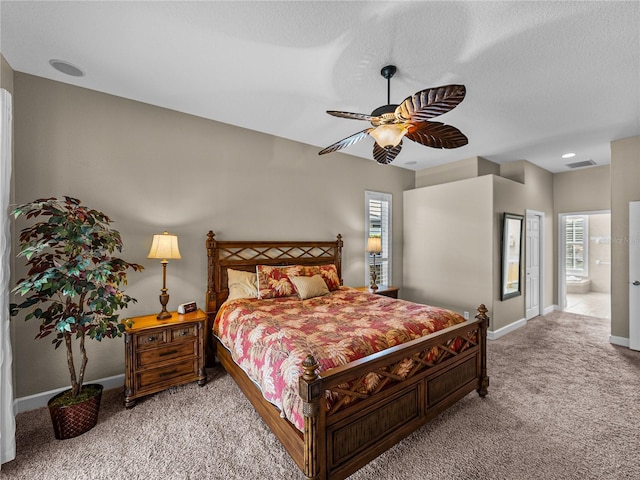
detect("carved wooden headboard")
[205,231,343,316]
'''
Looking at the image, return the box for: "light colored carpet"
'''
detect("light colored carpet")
[3,311,639,479]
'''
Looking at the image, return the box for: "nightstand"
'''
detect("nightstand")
[124,309,207,408]
[354,285,399,299]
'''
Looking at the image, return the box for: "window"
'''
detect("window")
[566,215,588,276]
[365,191,392,285]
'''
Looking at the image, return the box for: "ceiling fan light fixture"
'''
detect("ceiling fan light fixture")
[370,124,409,148]
[319,65,467,165]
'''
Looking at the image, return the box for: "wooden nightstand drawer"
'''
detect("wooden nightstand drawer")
[124,309,207,408]
[170,325,196,341]
[137,359,197,391]
[137,340,196,368]
[136,331,166,348]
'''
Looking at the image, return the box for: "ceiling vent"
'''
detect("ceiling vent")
[566,159,596,169]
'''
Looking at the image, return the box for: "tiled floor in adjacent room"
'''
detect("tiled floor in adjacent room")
[565,292,611,319]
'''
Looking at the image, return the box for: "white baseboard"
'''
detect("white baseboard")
[488,317,527,340]
[13,374,124,414]
[609,335,630,348]
[544,305,556,315]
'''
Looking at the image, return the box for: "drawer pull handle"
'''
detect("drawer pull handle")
[181,330,189,336]
[159,370,178,378]
[159,349,178,357]
[148,336,159,342]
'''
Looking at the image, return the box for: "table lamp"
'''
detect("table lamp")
[366,236,382,291]
[147,231,181,319]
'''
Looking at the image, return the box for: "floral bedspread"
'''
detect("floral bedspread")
[214,287,467,431]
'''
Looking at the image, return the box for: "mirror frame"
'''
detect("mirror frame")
[501,212,524,300]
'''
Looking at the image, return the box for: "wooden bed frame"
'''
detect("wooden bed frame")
[205,231,489,480]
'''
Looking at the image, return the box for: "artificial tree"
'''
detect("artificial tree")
[10,196,143,403]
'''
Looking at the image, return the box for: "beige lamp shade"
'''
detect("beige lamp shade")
[147,231,181,260]
[369,124,409,148]
[366,236,382,254]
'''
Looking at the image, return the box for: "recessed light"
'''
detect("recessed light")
[49,59,85,77]
[562,152,576,159]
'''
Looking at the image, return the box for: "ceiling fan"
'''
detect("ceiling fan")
[319,65,468,165]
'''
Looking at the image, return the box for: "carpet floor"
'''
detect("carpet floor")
[2,311,639,479]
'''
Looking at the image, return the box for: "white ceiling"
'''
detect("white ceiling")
[1,1,639,172]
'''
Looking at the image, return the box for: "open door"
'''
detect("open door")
[630,201,640,351]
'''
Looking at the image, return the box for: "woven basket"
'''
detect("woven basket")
[48,384,103,440]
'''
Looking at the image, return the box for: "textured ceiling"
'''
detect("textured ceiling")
[1,1,639,172]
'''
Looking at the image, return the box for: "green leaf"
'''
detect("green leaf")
[11,196,142,387]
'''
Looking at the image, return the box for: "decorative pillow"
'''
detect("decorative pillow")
[304,264,341,291]
[257,265,305,299]
[290,274,329,300]
[227,269,258,301]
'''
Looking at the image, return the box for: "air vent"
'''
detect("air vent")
[566,160,596,169]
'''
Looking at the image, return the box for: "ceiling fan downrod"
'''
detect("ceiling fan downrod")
[371,65,398,117]
[381,65,396,105]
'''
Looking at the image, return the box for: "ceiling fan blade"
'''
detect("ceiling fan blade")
[373,142,402,165]
[326,111,375,121]
[396,85,466,123]
[405,121,468,149]
[318,129,372,155]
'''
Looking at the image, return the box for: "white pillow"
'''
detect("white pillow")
[227,269,258,301]
[290,274,329,300]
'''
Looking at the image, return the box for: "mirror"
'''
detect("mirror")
[502,213,524,300]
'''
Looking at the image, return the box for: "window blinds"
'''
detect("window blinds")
[365,191,392,285]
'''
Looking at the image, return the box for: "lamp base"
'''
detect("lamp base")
[157,292,171,320]
[369,269,378,291]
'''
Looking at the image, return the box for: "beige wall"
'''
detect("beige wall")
[611,136,640,339]
[414,156,499,188]
[403,176,494,322]
[1,55,13,93]
[587,213,611,293]
[553,165,611,306]
[407,159,554,332]
[554,165,611,214]
[492,176,526,329]
[500,160,526,184]
[512,161,555,308]
[10,73,415,397]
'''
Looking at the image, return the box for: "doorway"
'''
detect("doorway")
[559,211,611,319]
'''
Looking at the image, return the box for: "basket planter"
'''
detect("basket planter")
[48,384,103,440]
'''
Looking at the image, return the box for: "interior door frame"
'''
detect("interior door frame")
[525,209,544,319]
[630,201,640,350]
[558,209,610,311]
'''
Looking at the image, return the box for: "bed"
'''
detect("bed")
[205,231,489,480]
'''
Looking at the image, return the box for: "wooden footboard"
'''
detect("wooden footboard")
[299,305,489,480]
